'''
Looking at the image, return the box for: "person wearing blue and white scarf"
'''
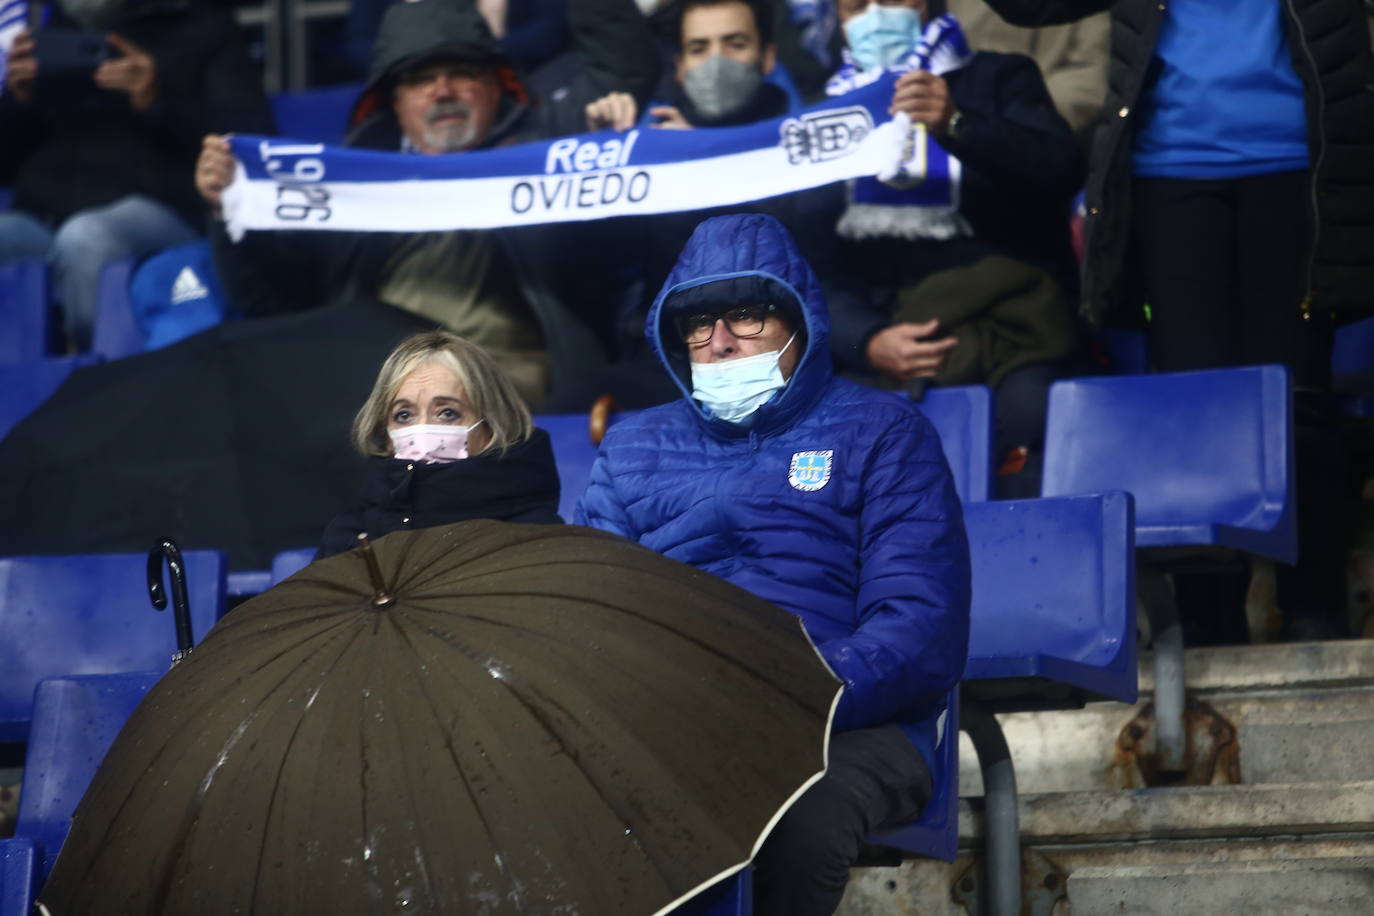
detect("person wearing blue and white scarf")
[820,0,1085,497]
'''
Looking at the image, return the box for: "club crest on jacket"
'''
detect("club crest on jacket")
[789,450,834,491]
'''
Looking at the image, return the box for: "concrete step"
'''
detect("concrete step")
[960,640,1374,796]
[1068,858,1374,915]
[842,840,1374,916]
[839,782,1374,914]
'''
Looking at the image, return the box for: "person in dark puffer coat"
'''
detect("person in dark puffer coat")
[319,331,561,559]
[983,0,1373,352]
[576,213,971,916]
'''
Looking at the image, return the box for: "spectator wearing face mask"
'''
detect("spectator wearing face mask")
[0,0,273,350]
[318,331,563,559]
[577,213,970,916]
[197,0,660,411]
[821,0,1086,497]
[584,0,791,130]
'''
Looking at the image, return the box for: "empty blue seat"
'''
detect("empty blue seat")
[0,356,96,442]
[915,385,994,503]
[672,866,752,916]
[0,551,226,742]
[12,672,160,883]
[0,838,37,916]
[1042,366,1295,563]
[0,260,50,364]
[1333,316,1374,417]
[535,411,635,521]
[962,493,1137,706]
[90,258,142,361]
[270,547,316,585]
[270,83,363,146]
[226,569,273,597]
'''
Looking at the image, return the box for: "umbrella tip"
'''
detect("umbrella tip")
[355,534,395,608]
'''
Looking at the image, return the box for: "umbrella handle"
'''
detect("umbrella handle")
[356,534,395,608]
[148,537,195,657]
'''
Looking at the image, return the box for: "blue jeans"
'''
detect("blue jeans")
[0,195,199,349]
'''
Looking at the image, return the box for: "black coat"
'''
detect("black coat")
[984,0,1374,320]
[0,0,274,227]
[318,429,563,558]
[824,51,1086,370]
[210,0,660,412]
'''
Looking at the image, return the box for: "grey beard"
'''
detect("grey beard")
[58,0,123,30]
[422,102,480,153]
[682,55,764,121]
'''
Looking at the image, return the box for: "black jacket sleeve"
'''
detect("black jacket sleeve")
[942,53,1085,200]
[979,0,1115,27]
[540,0,660,136]
[0,95,43,184]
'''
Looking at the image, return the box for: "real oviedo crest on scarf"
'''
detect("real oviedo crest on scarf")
[789,450,834,492]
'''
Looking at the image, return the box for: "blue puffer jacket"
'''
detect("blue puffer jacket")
[576,214,970,764]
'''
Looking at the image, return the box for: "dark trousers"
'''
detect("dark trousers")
[1132,171,1346,638]
[1131,171,1327,381]
[752,726,932,916]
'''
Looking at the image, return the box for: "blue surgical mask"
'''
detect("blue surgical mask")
[690,333,798,425]
[843,4,922,72]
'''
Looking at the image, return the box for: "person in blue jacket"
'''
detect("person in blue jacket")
[576,212,971,916]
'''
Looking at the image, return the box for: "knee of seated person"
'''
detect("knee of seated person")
[761,782,868,869]
[51,207,133,268]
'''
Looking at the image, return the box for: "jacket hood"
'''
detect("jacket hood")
[647,213,833,439]
[348,0,528,134]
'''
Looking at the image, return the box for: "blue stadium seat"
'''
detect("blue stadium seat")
[0,838,37,916]
[226,569,273,597]
[90,258,142,361]
[1101,328,1149,375]
[0,356,97,442]
[535,411,634,521]
[1333,316,1374,417]
[270,83,363,146]
[0,551,226,742]
[1042,366,1295,563]
[953,492,1137,914]
[915,385,994,503]
[12,672,160,883]
[962,493,1137,706]
[673,867,752,916]
[270,547,316,585]
[869,687,961,861]
[0,259,50,364]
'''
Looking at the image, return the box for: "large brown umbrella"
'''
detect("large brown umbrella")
[39,521,841,915]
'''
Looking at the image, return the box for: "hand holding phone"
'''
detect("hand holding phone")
[93,33,157,112]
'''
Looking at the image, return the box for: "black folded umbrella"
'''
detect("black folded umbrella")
[40,521,841,915]
[0,299,435,570]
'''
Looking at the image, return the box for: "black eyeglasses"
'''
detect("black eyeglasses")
[675,304,778,345]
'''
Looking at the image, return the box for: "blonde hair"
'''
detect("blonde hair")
[352,331,534,457]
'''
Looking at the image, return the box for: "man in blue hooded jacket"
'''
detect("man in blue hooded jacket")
[577,213,970,916]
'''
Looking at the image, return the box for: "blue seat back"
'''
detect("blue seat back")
[0,260,49,363]
[962,494,1138,703]
[90,258,142,361]
[0,356,95,442]
[535,412,636,521]
[915,385,994,502]
[869,685,961,861]
[13,672,159,882]
[1042,366,1294,561]
[671,867,752,915]
[0,838,37,916]
[270,547,316,585]
[0,551,226,741]
[270,83,363,146]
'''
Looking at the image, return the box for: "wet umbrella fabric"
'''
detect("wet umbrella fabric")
[40,521,842,915]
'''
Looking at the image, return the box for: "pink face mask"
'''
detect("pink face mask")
[389,420,484,464]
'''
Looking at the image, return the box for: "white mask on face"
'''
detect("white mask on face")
[843,4,922,72]
[690,333,798,425]
[389,420,484,463]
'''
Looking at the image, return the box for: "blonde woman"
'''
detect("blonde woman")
[318,331,562,557]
